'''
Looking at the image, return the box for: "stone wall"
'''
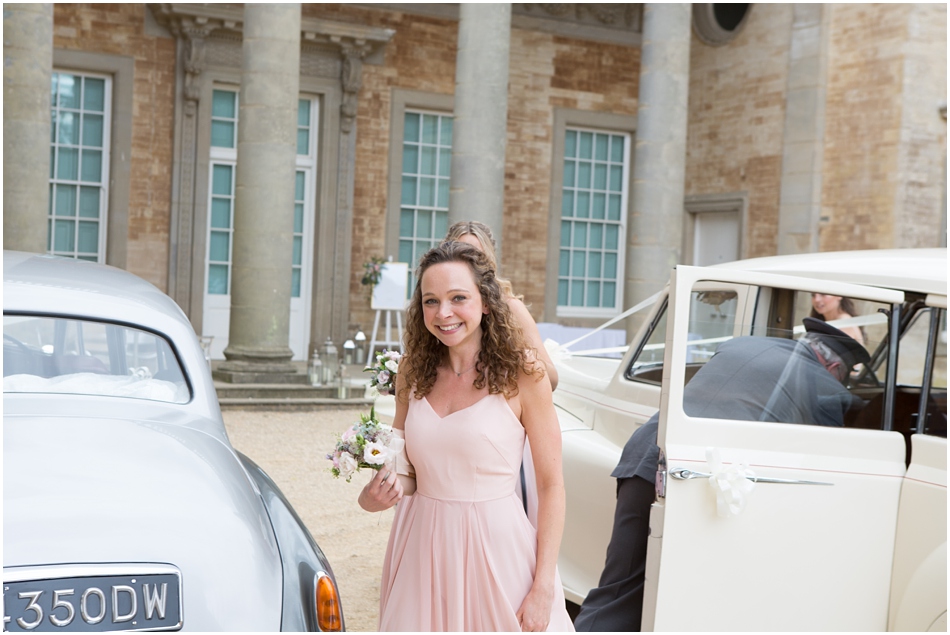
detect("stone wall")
[684,3,793,259]
[53,4,175,289]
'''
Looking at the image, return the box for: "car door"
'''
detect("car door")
[643,265,907,631]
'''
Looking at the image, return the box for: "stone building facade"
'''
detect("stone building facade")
[4,3,946,371]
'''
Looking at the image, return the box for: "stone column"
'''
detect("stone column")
[449,3,511,258]
[3,3,53,254]
[777,4,828,255]
[624,3,691,338]
[216,3,301,383]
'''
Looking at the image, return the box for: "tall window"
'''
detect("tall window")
[558,128,629,316]
[48,71,111,261]
[207,89,238,295]
[293,97,317,299]
[398,110,452,294]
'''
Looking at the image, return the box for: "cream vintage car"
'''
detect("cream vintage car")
[554,248,946,631]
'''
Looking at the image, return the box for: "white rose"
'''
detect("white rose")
[338,453,358,480]
[363,441,390,465]
[385,359,399,373]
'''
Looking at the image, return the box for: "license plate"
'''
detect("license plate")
[3,564,182,632]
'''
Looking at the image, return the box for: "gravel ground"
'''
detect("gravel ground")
[222,407,394,633]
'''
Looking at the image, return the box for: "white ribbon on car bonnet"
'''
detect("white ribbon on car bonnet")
[705,447,756,518]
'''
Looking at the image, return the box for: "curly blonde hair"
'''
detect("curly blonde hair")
[401,241,543,400]
[443,220,519,300]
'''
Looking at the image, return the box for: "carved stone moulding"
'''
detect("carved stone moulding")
[147,3,394,61]
[516,3,642,32]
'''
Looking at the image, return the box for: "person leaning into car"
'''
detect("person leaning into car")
[573,318,871,632]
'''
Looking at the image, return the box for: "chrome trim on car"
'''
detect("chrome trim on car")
[669,467,833,486]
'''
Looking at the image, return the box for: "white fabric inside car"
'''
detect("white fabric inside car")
[4,372,189,403]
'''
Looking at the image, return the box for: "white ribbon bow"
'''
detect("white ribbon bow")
[706,447,756,518]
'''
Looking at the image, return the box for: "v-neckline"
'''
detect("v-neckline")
[422,393,493,421]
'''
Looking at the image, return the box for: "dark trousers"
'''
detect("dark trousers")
[573,475,654,632]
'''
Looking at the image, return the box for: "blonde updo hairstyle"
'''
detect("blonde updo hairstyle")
[443,220,518,300]
[401,241,543,401]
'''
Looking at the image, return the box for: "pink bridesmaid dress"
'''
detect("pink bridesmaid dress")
[378,392,575,632]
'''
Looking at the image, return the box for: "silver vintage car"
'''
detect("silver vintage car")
[3,251,344,632]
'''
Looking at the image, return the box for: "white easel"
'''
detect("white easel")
[367,262,409,365]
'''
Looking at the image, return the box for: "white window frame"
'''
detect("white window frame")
[556,125,631,319]
[206,87,238,296]
[48,69,113,263]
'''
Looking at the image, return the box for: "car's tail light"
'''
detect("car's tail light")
[315,572,343,632]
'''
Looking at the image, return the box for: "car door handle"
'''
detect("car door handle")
[669,467,833,486]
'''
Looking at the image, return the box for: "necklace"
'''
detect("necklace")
[452,359,479,377]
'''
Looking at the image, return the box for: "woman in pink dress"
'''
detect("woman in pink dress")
[358,241,574,632]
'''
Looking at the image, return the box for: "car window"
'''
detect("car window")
[893,306,947,438]
[3,315,190,404]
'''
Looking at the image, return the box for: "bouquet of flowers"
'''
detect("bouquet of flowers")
[327,407,404,482]
[365,349,401,396]
[361,256,387,287]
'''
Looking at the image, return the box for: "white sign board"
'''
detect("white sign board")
[371,262,409,311]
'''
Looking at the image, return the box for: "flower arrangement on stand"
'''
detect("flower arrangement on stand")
[326,407,404,482]
[365,349,401,396]
[361,256,387,287]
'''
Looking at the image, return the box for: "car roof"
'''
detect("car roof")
[711,248,947,297]
[3,251,190,329]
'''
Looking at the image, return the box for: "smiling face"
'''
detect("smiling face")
[811,293,844,318]
[420,261,488,348]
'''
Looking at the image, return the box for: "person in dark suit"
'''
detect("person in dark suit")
[573,318,871,632]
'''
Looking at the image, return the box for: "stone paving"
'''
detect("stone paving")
[222,407,392,632]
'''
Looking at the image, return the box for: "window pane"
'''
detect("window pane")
[295,171,305,201]
[78,186,99,218]
[559,251,570,276]
[209,231,230,262]
[420,147,436,174]
[609,165,623,192]
[593,164,607,190]
[211,198,231,229]
[560,221,571,247]
[80,149,102,182]
[82,78,105,111]
[58,112,79,145]
[573,222,588,248]
[563,160,576,188]
[587,281,601,307]
[54,219,75,252]
[422,115,438,143]
[297,99,310,126]
[564,130,577,158]
[401,176,417,205]
[605,225,619,250]
[590,223,603,249]
[576,191,590,219]
[57,148,79,180]
[212,90,236,118]
[404,113,420,142]
[579,132,593,159]
[212,165,232,195]
[400,208,415,237]
[82,114,104,147]
[608,194,622,221]
[595,134,609,161]
[419,178,436,207]
[403,145,419,173]
[49,147,55,178]
[294,203,304,233]
[570,280,585,306]
[434,211,448,238]
[610,136,624,162]
[296,129,309,155]
[292,236,302,266]
[208,264,228,295]
[562,190,574,217]
[603,282,616,308]
[399,239,413,264]
[77,221,98,253]
[604,252,618,278]
[577,161,591,189]
[291,269,301,298]
[59,74,80,109]
[417,211,432,239]
[55,185,77,217]
[51,110,57,142]
[592,192,606,219]
[211,121,235,148]
[558,279,569,306]
[439,148,451,177]
[572,250,585,276]
[588,251,602,277]
[440,117,453,145]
